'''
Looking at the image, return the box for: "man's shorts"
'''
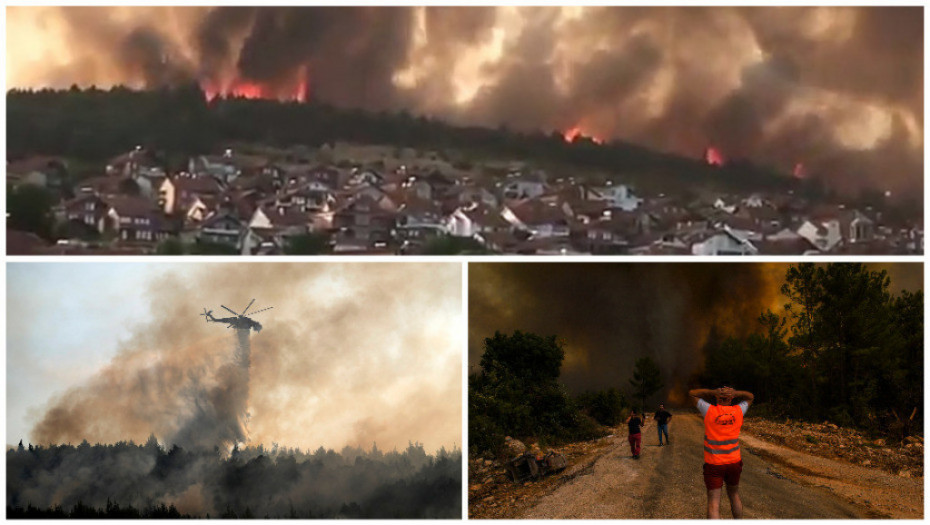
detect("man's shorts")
[703,460,743,490]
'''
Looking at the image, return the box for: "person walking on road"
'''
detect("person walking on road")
[689,386,754,519]
[625,409,647,459]
[654,404,673,446]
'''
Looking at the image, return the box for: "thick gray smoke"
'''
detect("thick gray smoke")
[27,263,462,454]
[7,6,922,195]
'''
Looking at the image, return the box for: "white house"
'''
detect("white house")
[588,184,643,211]
[797,220,843,252]
[691,226,758,255]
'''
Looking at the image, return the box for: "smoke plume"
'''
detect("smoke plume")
[27,263,462,454]
[468,263,922,403]
[7,6,922,194]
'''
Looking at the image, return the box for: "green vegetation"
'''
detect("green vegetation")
[469,331,608,457]
[421,235,491,255]
[284,233,332,255]
[576,388,628,427]
[701,263,923,440]
[630,356,664,416]
[6,183,55,239]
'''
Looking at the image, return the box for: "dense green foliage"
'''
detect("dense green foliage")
[284,233,333,255]
[420,235,491,255]
[7,439,461,519]
[701,263,923,439]
[469,331,606,457]
[575,388,629,427]
[8,85,799,196]
[6,183,55,239]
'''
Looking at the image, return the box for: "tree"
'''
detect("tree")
[284,233,332,255]
[155,237,184,255]
[7,184,55,239]
[629,356,664,415]
[421,235,489,255]
[479,330,564,383]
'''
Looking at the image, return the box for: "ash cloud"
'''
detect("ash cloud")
[28,263,462,454]
[7,6,923,194]
[468,263,922,401]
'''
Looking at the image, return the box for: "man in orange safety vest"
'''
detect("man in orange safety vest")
[689,386,755,519]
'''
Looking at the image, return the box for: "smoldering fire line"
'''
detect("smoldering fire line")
[7,6,923,195]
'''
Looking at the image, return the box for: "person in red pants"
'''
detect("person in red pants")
[625,409,647,459]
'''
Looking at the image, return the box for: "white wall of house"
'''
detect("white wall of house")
[159,179,177,214]
[249,208,274,230]
[797,220,842,251]
[446,209,477,237]
[692,231,757,255]
[591,185,642,211]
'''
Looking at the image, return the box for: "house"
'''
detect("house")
[691,226,759,255]
[445,202,510,238]
[501,174,547,200]
[197,210,245,248]
[189,151,267,185]
[585,183,643,211]
[61,193,109,234]
[395,195,446,242]
[159,175,223,215]
[797,220,843,252]
[105,195,171,244]
[332,194,397,249]
[848,212,876,244]
[106,148,164,180]
[502,199,572,239]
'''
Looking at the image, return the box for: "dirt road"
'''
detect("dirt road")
[520,413,922,519]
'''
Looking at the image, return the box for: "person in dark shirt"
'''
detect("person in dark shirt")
[625,410,647,459]
[654,404,673,446]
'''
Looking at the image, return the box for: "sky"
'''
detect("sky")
[7,262,463,453]
[6,6,923,195]
[469,262,923,401]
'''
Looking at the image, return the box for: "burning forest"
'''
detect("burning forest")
[7,262,463,518]
[469,263,923,456]
[7,6,923,196]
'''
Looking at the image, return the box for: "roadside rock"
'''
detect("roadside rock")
[504,437,526,457]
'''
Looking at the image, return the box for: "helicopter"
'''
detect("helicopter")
[200,299,272,332]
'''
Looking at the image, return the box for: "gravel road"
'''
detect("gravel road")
[520,412,918,519]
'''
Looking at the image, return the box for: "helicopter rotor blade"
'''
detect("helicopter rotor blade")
[249,306,274,316]
[241,299,256,316]
[221,305,240,316]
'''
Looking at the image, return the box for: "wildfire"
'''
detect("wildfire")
[704,146,725,167]
[202,65,309,103]
[562,125,603,144]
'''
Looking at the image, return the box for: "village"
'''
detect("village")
[6,142,923,255]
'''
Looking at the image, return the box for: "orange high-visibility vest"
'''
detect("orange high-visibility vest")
[703,404,743,465]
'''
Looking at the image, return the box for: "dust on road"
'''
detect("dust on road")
[521,413,917,519]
